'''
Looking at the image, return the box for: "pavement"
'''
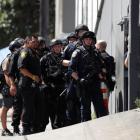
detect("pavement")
[0,94,140,140]
[0,107,52,133]
[0,94,52,135]
[0,108,139,140]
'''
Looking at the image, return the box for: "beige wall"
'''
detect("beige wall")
[55,0,75,38]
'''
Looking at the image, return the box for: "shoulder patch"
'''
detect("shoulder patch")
[72,50,78,58]
[20,51,27,58]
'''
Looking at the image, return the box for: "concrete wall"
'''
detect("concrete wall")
[96,0,129,113]
[55,0,75,38]
[63,0,75,33]
[55,0,140,113]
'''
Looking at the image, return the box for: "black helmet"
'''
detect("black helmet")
[67,32,77,40]
[8,38,24,52]
[38,36,46,46]
[38,36,46,43]
[61,39,68,46]
[50,39,62,48]
[14,38,24,46]
[75,24,89,33]
[81,31,96,43]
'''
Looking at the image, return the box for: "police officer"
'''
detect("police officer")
[61,32,81,125]
[7,38,24,135]
[61,27,89,125]
[75,24,89,47]
[37,36,50,58]
[17,35,41,135]
[40,39,66,129]
[69,31,107,122]
[62,32,78,61]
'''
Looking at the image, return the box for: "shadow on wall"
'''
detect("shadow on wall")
[117,91,123,112]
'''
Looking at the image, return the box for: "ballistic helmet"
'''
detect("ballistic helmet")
[38,36,46,45]
[61,39,68,46]
[81,31,96,43]
[67,32,77,40]
[14,38,24,46]
[75,24,89,33]
[50,39,62,48]
[9,38,24,52]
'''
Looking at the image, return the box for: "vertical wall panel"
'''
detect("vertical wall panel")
[129,0,140,109]
[96,0,129,113]
[63,0,75,32]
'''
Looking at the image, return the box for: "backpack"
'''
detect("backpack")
[0,54,11,94]
[100,52,115,77]
[100,52,115,91]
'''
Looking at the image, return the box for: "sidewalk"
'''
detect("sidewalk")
[0,109,140,140]
[0,94,52,135]
[0,108,52,134]
[0,94,14,133]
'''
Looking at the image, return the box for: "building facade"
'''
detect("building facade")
[55,0,140,113]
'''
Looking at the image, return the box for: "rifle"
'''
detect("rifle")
[59,88,67,97]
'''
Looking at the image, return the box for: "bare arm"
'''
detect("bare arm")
[9,76,17,96]
[19,68,40,83]
[4,72,16,96]
[3,72,11,87]
[62,60,70,67]
[124,53,128,68]
[124,57,128,68]
[71,72,79,80]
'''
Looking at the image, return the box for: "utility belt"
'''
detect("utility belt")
[18,76,39,88]
[82,73,99,82]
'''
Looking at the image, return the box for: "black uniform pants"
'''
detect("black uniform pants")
[50,85,66,129]
[11,88,23,128]
[80,81,107,122]
[19,86,36,133]
[65,82,81,125]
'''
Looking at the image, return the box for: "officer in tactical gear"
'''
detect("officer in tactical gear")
[37,36,50,58]
[61,32,81,125]
[40,39,66,129]
[75,24,89,37]
[7,38,24,135]
[0,39,23,136]
[69,31,107,122]
[74,24,89,47]
[67,32,77,44]
[62,32,78,61]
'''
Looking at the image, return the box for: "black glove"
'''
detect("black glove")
[76,78,88,86]
[80,78,88,86]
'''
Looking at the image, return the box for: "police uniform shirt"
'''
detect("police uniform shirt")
[18,47,41,77]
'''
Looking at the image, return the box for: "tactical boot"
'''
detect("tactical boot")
[13,126,21,136]
[22,127,32,135]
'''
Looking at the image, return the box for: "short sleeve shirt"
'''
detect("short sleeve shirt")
[18,48,41,76]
